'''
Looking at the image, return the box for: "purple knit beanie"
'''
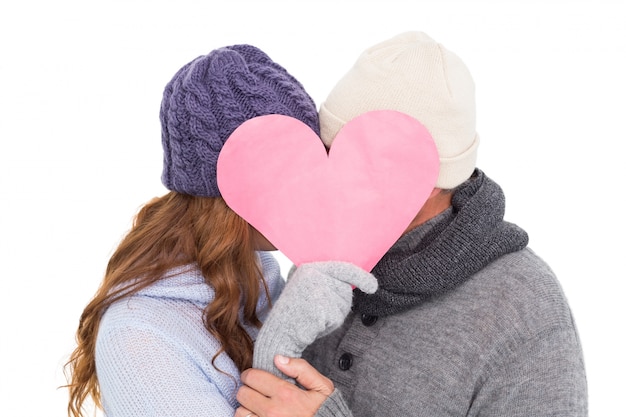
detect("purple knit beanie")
[160,44,320,197]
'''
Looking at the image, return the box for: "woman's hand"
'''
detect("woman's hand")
[252,261,377,381]
[236,355,334,417]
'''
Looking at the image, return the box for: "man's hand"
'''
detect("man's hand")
[236,355,334,417]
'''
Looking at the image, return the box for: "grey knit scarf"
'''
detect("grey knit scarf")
[354,169,529,317]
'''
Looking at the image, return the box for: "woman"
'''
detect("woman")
[65,44,319,417]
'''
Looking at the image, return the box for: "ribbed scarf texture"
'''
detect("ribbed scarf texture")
[354,170,529,317]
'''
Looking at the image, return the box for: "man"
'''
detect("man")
[237,31,587,417]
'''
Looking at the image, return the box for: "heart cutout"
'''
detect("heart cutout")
[217,110,439,272]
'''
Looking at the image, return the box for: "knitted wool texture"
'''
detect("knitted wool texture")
[160,44,320,197]
[304,174,587,415]
[252,262,377,382]
[96,253,285,416]
[319,31,479,189]
[356,169,529,316]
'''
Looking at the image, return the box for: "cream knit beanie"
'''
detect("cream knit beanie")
[319,31,479,189]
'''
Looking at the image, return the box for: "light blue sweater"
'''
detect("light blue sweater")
[95,252,284,417]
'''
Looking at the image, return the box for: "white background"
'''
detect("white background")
[1,1,624,416]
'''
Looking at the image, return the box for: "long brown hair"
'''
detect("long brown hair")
[64,192,267,417]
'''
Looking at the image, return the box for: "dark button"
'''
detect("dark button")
[338,353,353,371]
[361,313,378,326]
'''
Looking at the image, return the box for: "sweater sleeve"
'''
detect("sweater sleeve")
[472,326,588,417]
[315,388,354,417]
[96,319,237,417]
[253,262,377,381]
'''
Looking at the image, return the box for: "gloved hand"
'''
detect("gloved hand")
[252,261,378,382]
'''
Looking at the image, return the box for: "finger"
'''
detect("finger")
[234,407,256,417]
[333,262,378,294]
[352,272,378,294]
[314,261,378,294]
[274,355,334,396]
[236,384,270,415]
[240,368,290,397]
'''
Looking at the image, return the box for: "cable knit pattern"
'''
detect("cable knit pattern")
[95,252,284,417]
[160,44,319,197]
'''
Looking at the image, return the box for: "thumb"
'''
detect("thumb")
[274,355,334,396]
[314,261,378,294]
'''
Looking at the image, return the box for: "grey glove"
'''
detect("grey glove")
[253,261,378,382]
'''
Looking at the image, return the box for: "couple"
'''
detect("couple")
[65,32,588,417]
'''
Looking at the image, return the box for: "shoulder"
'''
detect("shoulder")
[96,286,241,395]
[96,296,241,416]
[98,278,222,360]
[482,247,558,288]
[388,248,578,348]
[457,247,577,338]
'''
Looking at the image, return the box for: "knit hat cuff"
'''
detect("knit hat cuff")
[320,103,479,189]
[319,102,346,148]
[437,133,479,189]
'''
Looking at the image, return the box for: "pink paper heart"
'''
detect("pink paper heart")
[217,110,439,272]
